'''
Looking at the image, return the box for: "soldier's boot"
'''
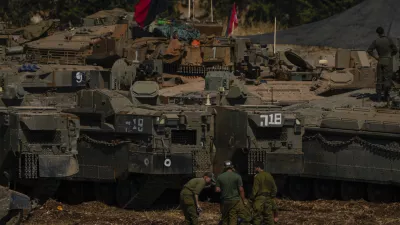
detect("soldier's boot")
[376,88,382,102]
[384,87,391,99]
[376,91,382,102]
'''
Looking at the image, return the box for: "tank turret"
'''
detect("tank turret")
[310,49,375,96]
[83,8,128,27]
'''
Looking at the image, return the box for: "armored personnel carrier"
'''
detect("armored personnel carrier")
[0,63,115,206]
[281,89,400,202]
[157,71,304,195]
[0,62,175,208]
[43,75,302,208]
[0,20,60,62]
[0,64,304,208]
[25,22,129,67]
[0,62,290,209]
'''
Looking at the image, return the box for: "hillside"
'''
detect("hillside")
[248,0,400,49]
[1,0,363,35]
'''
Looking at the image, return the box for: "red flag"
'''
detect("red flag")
[134,0,152,28]
[226,3,238,36]
[134,0,168,28]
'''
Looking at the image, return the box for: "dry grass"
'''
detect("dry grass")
[22,199,400,225]
[232,21,276,36]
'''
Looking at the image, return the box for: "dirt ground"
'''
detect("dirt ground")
[22,199,400,225]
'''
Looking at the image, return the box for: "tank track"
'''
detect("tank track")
[127,175,169,209]
[273,133,400,203]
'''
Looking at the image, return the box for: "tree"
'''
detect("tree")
[0,0,364,28]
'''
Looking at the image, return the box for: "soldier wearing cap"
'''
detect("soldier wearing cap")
[180,172,215,225]
[250,162,278,225]
[367,26,398,102]
[215,160,251,225]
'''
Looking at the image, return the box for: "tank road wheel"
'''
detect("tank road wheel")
[288,177,312,201]
[313,179,337,200]
[367,184,393,203]
[95,183,116,205]
[340,181,365,201]
[115,179,139,209]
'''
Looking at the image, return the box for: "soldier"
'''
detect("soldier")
[250,162,278,225]
[215,160,251,225]
[180,172,215,225]
[367,26,398,102]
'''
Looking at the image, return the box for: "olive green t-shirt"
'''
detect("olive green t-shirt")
[251,171,277,199]
[216,171,243,202]
[181,178,206,195]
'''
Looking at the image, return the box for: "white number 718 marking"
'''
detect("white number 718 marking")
[260,113,282,126]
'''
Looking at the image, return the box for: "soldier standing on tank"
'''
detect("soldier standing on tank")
[367,26,398,102]
[250,162,278,225]
[180,172,216,225]
[215,160,251,225]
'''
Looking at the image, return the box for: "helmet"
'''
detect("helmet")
[204,172,216,184]
[223,160,234,169]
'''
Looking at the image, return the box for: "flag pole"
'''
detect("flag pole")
[232,20,234,36]
[188,0,191,20]
[192,0,195,20]
[211,0,213,22]
[273,17,276,54]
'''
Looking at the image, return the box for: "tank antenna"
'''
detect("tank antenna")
[210,0,213,22]
[273,17,277,54]
[133,48,139,63]
[188,0,191,20]
[205,94,211,106]
[271,87,274,105]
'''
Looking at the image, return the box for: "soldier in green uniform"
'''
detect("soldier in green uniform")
[250,162,278,225]
[215,160,251,225]
[367,26,398,102]
[180,172,216,225]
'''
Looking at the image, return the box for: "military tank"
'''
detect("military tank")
[0,61,305,209]
[0,62,224,209]
[156,70,304,196]
[0,19,60,63]
[49,74,304,208]
[24,22,128,68]
[0,63,108,205]
[82,8,130,27]
[280,88,400,202]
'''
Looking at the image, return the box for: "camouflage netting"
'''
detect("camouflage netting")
[153,23,200,42]
[246,0,400,49]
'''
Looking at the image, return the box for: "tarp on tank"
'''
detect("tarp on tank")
[246,0,400,49]
[153,23,200,42]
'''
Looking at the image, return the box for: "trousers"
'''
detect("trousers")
[180,193,198,225]
[220,200,252,225]
[252,196,276,225]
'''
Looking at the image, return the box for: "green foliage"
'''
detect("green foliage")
[1,0,133,26]
[1,0,364,27]
[213,0,364,27]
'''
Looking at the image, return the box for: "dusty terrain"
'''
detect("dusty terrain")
[22,199,400,225]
